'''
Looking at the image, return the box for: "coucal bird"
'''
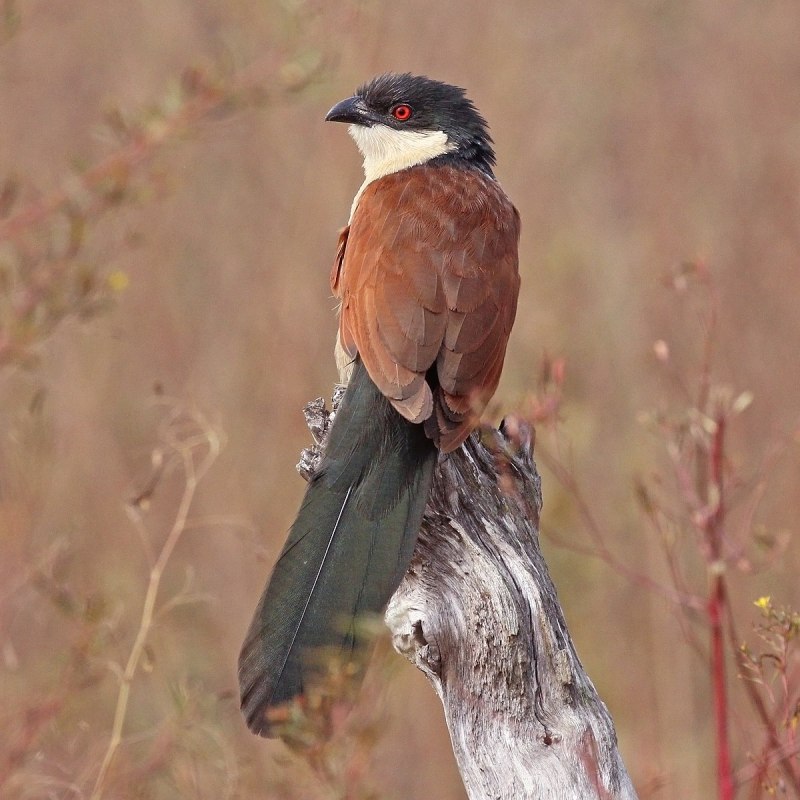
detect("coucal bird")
[239,73,521,736]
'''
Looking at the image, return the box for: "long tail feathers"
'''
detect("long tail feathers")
[238,358,436,736]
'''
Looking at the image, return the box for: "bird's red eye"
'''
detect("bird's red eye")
[391,104,413,121]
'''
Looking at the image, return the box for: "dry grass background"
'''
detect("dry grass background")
[1,1,799,797]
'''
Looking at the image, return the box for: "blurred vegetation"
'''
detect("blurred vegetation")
[1,1,799,798]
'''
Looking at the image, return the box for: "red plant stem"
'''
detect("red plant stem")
[707,414,734,800]
[709,574,734,800]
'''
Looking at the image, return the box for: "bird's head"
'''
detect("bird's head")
[325,73,495,181]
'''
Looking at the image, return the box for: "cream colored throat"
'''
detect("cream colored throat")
[350,123,452,181]
[347,124,453,222]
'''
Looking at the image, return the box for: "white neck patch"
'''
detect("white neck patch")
[347,123,454,221]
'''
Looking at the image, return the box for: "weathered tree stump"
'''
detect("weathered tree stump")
[301,394,638,800]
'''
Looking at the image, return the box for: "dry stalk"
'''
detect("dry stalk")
[89,404,221,800]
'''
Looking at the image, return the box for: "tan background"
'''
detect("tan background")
[1,1,799,797]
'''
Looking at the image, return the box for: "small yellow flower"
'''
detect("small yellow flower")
[754,596,771,611]
[107,270,129,292]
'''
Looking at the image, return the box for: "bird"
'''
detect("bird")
[238,73,521,737]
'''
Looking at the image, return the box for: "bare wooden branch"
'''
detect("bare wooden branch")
[301,395,638,799]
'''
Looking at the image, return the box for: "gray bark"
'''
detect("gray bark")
[301,395,638,800]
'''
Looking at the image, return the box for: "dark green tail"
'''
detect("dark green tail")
[238,358,437,736]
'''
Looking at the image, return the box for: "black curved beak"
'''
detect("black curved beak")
[325,96,371,126]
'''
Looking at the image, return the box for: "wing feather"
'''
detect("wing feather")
[334,165,520,451]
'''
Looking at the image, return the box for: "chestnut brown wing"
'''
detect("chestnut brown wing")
[334,165,520,452]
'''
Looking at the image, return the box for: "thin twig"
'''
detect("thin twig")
[537,444,704,611]
[728,613,800,796]
[89,408,220,800]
